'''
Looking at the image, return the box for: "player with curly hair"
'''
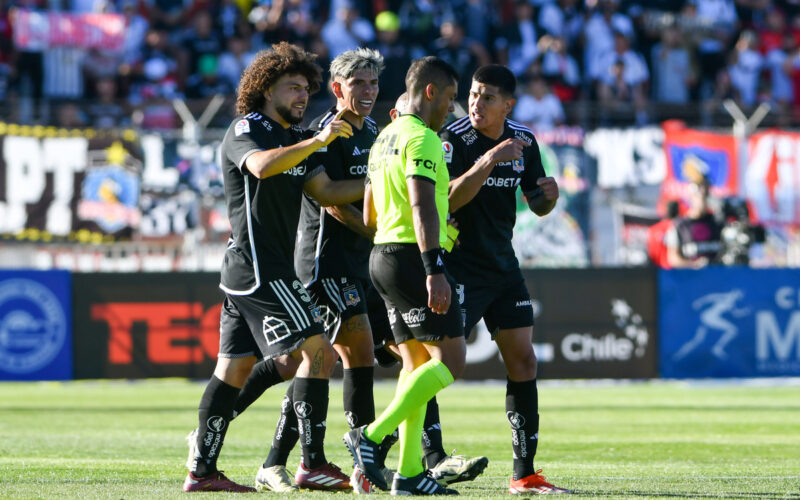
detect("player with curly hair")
[183,42,363,493]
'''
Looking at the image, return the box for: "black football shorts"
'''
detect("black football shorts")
[369,243,464,345]
[306,276,369,343]
[457,274,534,339]
[219,277,324,360]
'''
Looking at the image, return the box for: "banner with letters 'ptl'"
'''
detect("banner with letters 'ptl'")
[659,268,800,378]
[0,270,72,380]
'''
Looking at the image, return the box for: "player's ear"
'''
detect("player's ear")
[504,96,516,115]
[331,81,343,99]
[425,83,436,101]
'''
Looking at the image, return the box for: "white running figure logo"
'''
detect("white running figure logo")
[673,289,750,361]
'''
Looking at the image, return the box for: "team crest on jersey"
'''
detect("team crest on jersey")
[442,141,453,162]
[512,158,524,172]
[235,119,250,136]
[344,287,361,307]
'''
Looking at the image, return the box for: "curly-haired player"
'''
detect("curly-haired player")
[183,42,363,493]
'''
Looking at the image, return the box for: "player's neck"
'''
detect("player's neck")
[405,103,433,129]
[263,105,291,129]
[338,107,365,129]
[476,121,504,140]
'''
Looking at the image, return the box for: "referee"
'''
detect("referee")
[183,42,362,493]
[344,56,464,496]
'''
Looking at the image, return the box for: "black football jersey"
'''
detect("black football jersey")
[219,111,321,295]
[439,116,546,283]
[295,107,379,284]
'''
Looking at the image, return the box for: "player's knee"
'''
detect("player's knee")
[214,356,257,387]
[506,352,537,380]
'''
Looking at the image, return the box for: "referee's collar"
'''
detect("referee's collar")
[398,113,426,127]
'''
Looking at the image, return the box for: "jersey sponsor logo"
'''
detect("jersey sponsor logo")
[442,141,453,162]
[349,164,368,175]
[461,129,478,145]
[514,130,533,144]
[235,119,250,136]
[402,307,426,327]
[483,177,521,188]
[0,278,67,374]
[413,158,437,172]
[284,165,307,176]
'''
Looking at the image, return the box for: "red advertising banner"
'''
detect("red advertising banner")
[660,121,739,213]
[12,9,125,51]
[746,131,800,226]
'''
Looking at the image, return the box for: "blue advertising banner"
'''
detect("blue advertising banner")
[659,268,800,378]
[0,270,72,380]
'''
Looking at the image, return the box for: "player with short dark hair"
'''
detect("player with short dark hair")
[183,42,362,493]
[343,56,464,496]
[440,64,569,494]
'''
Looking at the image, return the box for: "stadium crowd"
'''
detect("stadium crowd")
[2,0,800,129]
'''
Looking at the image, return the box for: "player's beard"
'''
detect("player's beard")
[275,102,304,125]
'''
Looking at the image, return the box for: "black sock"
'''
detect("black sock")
[342,366,375,429]
[422,397,446,469]
[192,375,239,477]
[506,378,539,480]
[378,430,399,468]
[233,359,283,419]
[263,381,299,468]
[293,377,329,469]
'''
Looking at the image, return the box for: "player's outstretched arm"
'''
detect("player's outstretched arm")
[325,204,375,239]
[304,171,364,206]
[408,177,450,315]
[448,138,527,212]
[243,109,353,179]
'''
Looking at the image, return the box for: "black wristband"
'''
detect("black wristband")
[421,248,446,275]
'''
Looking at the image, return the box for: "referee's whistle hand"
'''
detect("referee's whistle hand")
[426,274,452,314]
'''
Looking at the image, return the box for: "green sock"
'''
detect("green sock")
[365,358,454,444]
[397,400,426,477]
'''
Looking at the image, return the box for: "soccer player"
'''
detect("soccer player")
[256,47,385,492]
[344,56,465,496]
[183,42,363,493]
[439,64,569,494]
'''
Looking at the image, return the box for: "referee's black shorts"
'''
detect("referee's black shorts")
[369,243,464,345]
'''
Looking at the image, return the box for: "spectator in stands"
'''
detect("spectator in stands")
[693,0,739,98]
[180,11,223,80]
[119,0,149,66]
[651,24,695,104]
[431,19,490,99]
[218,35,255,90]
[321,1,375,58]
[595,30,649,124]
[371,10,411,102]
[759,5,789,55]
[56,100,88,128]
[727,30,764,107]
[398,0,450,56]
[149,0,186,31]
[186,53,233,98]
[0,0,12,101]
[766,32,796,112]
[584,0,634,84]
[539,34,580,102]
[494,1,539,77]
[538,0,583,45]
[647,200,679,269]
[513,75,565,131]
[87,76,128,128]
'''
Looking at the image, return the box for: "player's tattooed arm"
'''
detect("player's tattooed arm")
[325,204,376,239]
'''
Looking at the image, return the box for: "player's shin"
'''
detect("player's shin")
[192,375,239,477]
[506,378,540,480]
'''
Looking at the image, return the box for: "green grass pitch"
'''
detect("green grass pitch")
[1,379,798,499]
